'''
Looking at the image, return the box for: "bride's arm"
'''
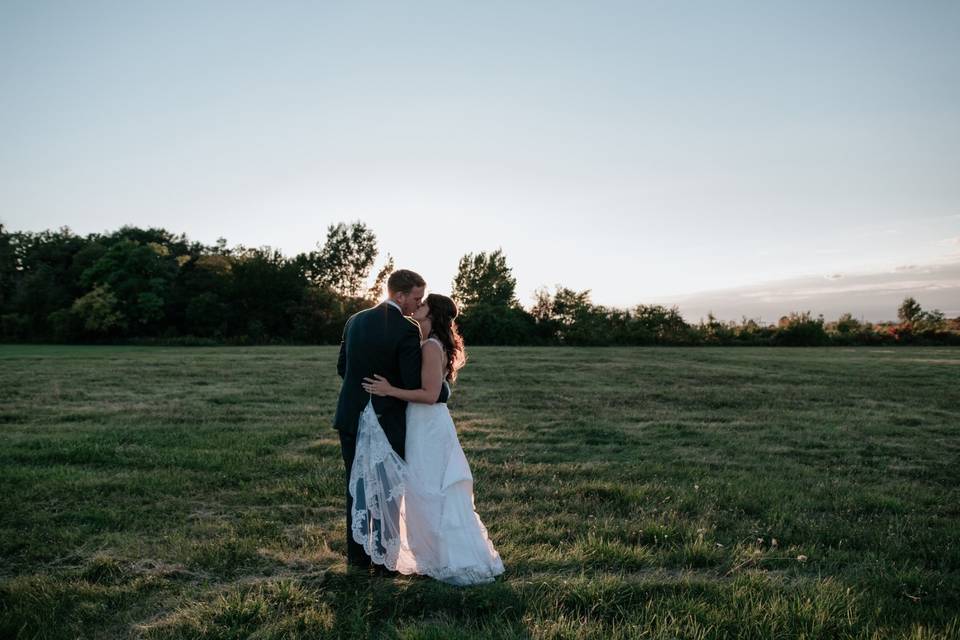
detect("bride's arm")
[363,342,444,404]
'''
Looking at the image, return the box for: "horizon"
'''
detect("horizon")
[4,219,956,324]
[3,2,958,322]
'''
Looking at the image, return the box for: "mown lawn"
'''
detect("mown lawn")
[1,344,958,639]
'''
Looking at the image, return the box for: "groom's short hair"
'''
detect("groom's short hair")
[387,269,426,294]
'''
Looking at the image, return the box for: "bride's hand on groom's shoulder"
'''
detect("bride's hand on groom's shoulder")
[362,374,393,397]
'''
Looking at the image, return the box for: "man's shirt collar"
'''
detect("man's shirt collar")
[385,299,402,313]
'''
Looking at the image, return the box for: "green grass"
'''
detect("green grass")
[1,344,958,639]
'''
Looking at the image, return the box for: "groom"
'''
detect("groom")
[334,268,449,571]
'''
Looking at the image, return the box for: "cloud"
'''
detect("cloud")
[661,259,960,322]
[938,237,960,246]
[740,279,957,301]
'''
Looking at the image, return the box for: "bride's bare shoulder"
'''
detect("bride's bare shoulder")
[421,336,445,351]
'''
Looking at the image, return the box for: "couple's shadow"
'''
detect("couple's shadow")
[304,563,529,638]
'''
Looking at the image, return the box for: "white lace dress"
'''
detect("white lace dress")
[349,337,505,586]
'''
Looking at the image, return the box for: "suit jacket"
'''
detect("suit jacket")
[333,302,449,439]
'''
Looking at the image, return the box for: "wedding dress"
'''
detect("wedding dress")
[348,337,504,586]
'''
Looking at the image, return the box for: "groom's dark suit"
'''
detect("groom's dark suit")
[334,300,449,567]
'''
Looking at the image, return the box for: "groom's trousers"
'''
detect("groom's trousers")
[339,412,406,568]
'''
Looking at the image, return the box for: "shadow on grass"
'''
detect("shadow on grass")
[111,565,531,640]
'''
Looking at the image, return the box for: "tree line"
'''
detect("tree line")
[1,222,957,347]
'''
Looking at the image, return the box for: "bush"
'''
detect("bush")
[697,313,735,345]
[0,313,30,341]
[773,312,829,346]
[456,304,537,345]
[46,308,83,343]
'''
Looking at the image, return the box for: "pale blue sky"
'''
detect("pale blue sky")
[2,1,958,319]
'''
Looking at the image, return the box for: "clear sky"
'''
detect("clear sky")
[2,1,958,321]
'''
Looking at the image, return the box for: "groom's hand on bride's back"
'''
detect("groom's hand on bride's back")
[362,374,393,397]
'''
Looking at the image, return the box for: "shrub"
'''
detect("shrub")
[773,312,829,346]
[456,304,537,346]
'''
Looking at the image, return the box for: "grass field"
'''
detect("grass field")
[1,345,958,639]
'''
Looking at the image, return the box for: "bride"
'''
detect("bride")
[348,293,505,586]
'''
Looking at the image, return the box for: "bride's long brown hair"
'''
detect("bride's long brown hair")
[425,293,466,382]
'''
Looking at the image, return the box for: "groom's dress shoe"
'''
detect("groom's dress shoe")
[346,556,372,576]
[372,564,399,577]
